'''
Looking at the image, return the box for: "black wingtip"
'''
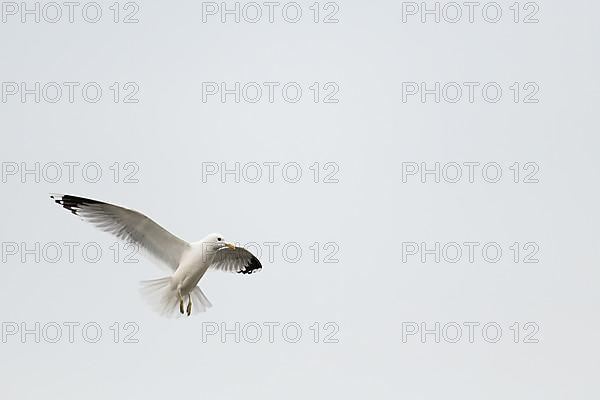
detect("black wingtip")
[238,255,262,275]
[50,194,103,216]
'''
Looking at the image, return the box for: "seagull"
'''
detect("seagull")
[49,194,262,317]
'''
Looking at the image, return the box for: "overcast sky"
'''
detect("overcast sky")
[1,1,599,398]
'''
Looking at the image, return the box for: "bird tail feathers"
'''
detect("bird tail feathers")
[139,277,212,318]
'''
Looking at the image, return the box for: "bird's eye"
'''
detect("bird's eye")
[217,238,222,241]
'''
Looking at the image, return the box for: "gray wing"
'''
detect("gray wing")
[50,194,189,271]
[209,247,262,274]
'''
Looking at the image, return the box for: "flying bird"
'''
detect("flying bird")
[50,194,262,317]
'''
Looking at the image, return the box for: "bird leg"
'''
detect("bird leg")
[186,294,192,316]
[179,291,184,315]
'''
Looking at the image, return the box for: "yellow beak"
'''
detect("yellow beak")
[225,242,236,250]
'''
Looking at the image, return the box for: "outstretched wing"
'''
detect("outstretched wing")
[50,194,189,271]
[209,247,262,274]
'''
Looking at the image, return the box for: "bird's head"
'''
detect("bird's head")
[204,233,236,252]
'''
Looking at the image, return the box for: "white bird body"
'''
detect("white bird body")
[50,194,262,317]
[171,240,217,297]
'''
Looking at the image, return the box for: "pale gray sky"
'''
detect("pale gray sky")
[1,1,599,399]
